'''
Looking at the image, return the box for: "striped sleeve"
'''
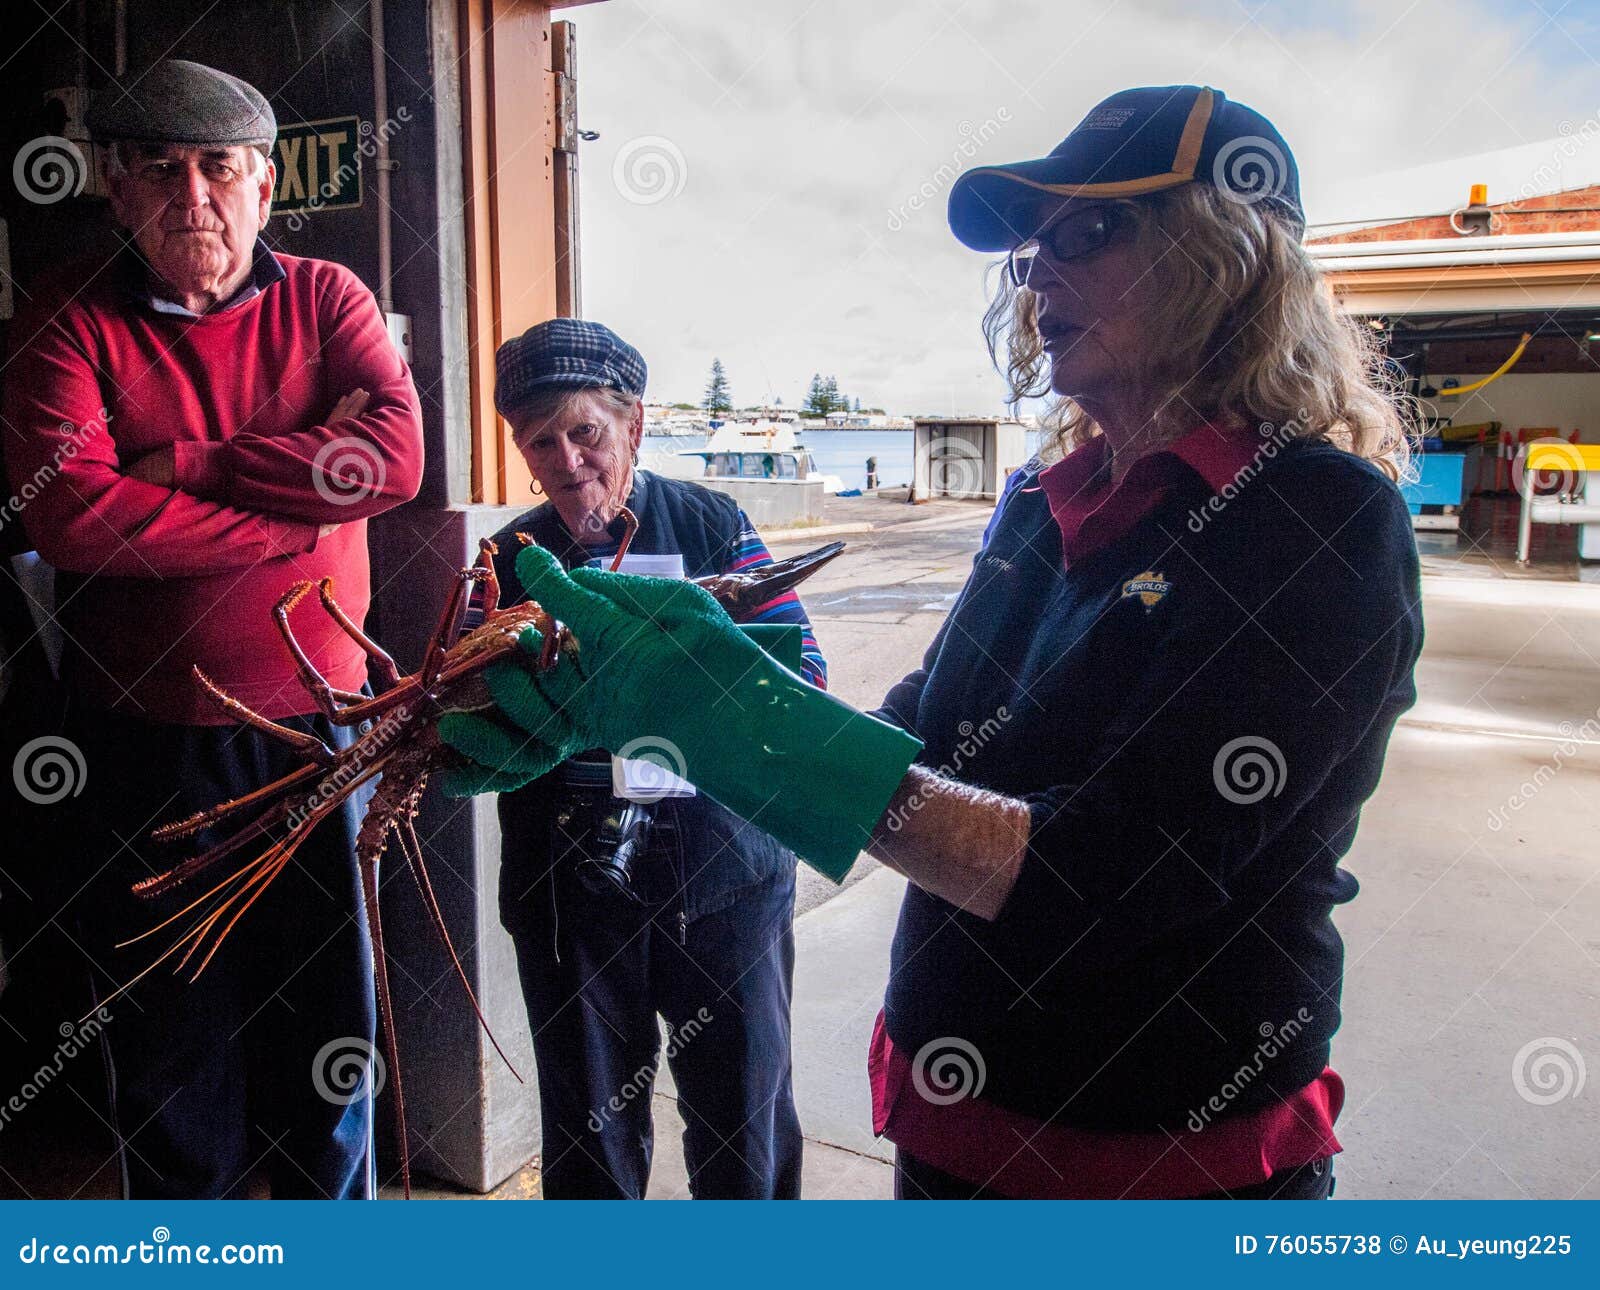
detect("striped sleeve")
[725,510,828,689]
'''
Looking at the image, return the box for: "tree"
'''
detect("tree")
[803,373,829,418]
[823,376,841,414]
[703,359,732,414]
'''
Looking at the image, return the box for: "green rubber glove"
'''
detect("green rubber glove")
[436,624,803,799]
[442,546,922,881]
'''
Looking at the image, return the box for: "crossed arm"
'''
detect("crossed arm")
[3,277,421,578]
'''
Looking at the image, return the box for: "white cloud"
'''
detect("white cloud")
[571,0,1600,412]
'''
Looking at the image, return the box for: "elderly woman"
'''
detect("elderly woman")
[444,87,1422,1200]
[450,320,822,1200]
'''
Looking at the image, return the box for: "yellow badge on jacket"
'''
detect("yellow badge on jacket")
[1121,570,1172,610]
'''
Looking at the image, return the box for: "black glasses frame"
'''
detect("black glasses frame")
[1007,203,1127,287]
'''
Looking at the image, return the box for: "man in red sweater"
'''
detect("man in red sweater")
[3,60,423,1198]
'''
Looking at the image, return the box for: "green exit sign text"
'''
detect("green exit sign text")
[273,116,363,215]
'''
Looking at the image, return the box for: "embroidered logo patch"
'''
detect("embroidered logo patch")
[1080,107,1136,130]
[1121,570,1172,610]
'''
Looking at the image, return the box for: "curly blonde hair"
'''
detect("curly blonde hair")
[983,184,1411,479]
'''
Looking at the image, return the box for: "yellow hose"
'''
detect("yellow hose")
[1441,332,1532,396]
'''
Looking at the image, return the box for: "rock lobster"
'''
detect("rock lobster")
[107,512,843,1195]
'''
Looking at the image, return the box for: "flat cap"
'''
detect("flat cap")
[495,319,648,418]
[87,58,276,148]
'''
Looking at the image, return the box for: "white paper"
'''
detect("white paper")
[597,550,696,800]
[612,756,697,800]
[588,552,684,580]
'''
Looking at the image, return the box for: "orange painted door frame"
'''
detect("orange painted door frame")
[459,0,571,504]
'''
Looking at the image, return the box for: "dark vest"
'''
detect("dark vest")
[488,468,741,589]
[489,471,795,924]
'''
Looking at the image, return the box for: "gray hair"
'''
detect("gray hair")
[508,385,642,444]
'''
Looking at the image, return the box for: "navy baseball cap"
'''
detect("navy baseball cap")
[494,318,648,418]
[947,85,1303,252]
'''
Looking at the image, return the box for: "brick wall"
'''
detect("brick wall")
[1310,184,1600,244]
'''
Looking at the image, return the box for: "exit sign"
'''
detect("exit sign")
[273,116,363,215]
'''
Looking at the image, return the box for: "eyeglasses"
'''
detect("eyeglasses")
[1007,204,1125,287]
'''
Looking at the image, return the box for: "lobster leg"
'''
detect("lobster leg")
[192,667,337,763]
[273,581,351,723]
[150,761,323,846]
[421,567,493,687]
[272,586,407,727]
[475,538,502,617]
[610,506,638,569]
[359,853,411,1198]
[392,816,522,1082]
[317,578,403,693]
[511,507,635,572]
[141,800,294,898]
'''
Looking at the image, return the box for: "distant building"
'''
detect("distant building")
[911,416,1030,500]
[1307,180,1600,545]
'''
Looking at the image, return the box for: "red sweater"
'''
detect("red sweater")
[3,251,424,723]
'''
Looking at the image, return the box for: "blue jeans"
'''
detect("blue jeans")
[506,863,802,1198]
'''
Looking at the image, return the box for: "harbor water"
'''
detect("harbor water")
[645,429,1046,491]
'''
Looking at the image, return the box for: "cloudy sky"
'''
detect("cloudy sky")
[571,0,1600,415]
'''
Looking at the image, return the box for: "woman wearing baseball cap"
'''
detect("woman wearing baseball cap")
[443,87,1423,1199]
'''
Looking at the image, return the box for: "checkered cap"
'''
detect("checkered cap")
[494,319,648,417]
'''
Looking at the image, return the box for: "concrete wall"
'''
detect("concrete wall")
[692,477,825,528]
[367,504,540,1192]
[1423,373,1600,443]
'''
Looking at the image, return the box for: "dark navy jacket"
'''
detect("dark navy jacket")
[489,471,798,922]
[876,439,1424,1131]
